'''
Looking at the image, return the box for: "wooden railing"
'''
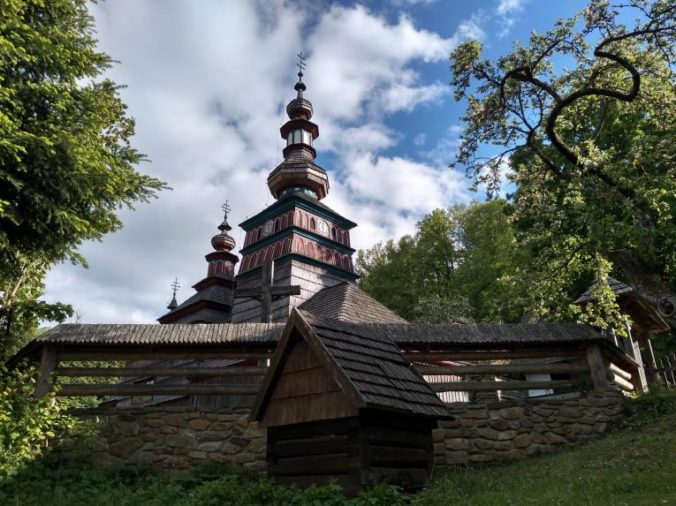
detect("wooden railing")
[35,345,271,400]
[657,353,676,389]
[408,343,642,399]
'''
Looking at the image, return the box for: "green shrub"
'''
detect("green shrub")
[0,462,405,506]
[622,386,676,429]
[0,363,79,476]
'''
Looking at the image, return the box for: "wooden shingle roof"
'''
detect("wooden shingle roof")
[251,309,449,421]
[348,321,610,347]
[32,322,283,346]
[298,282,407,324]
[15,320,608,356]
[574,277,634,304]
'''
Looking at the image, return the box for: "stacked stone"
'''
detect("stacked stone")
[59,407,265,471]
[433,388,626,467]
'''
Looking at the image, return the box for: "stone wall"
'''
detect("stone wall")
[59,407,265,471]
[59,388,627,472]
[432,388,627,467]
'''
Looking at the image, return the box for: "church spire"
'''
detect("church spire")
[167,278,180,310]
[267,53,329,201]
[207,201,238,279]
[210,200,236,253]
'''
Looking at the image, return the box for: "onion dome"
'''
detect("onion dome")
[211,207,236,252]
[268,55,329,201]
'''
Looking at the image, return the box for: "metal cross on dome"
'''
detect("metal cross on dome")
[170,277,181,297]
[221,200,231,218]
[296,51,307,78]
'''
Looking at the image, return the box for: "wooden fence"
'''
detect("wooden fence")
[657,353,676,389]
[35,344,271,401]
[33,340,642,403]
[408,343,642,399]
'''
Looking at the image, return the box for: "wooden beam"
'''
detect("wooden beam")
[35,346,58,397]
[608,363,632,381]
[416,363,589,376]
[609,372,634,392]
[406,349,585,361]
[235,287,301,298]
[54,366,268,378]
[430,379,576,392]
[56,383,262,397]
[586,344,609,392]
[56,348,271,361]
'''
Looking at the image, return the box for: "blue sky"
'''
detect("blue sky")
[43,0,594,323]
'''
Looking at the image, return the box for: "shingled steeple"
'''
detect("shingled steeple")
[158,204,239,324]
[267,57,329,201]
[231,56,358,323]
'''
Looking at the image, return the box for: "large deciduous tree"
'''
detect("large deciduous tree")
[0,0,166,356]
[357,202,525,323]
[450,0,675,332]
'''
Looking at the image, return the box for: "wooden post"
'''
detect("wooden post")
[667,355,676,387]
[658,357,668,386]
[233,260,300,323]
[35,346,58,397]
[260,261,273,323]
[586,344,609,392]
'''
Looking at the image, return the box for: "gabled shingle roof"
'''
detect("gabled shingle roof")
[575,277,634,304]
[303,311,448,418]
[251,310,449,421]
[299,282,407,323]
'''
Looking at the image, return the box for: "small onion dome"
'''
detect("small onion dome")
[211,231,236,252]
[286,97,313,120]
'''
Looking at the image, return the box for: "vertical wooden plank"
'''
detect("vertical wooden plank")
[667,355,676,387]
[586,344,609,392]
[657,357,670,388]
[35,345,58,397]
[261,261,273,323]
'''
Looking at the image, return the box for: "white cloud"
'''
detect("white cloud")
[496,0,527,36]
[43,1,477,323]
[497,0,525,16]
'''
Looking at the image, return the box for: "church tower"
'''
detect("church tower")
[231,61,358,323]
[158,205,239,324]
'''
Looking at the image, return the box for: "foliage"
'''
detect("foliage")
[357,201,527,323]
[0,363,79,476]
[0,463,405,506]
[0,0,166,356]
[622,386,676,429]
[448,0,675,334]
[413,389,676,505]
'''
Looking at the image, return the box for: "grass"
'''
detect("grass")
[414,388,676,506]
[1,389,675,506]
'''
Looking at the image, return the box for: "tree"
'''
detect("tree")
[356,202,525,323]
[0,0,166,356]
[449,0,675,332]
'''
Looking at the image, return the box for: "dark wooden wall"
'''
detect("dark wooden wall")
[262,339,356,427]
[268,417,362,495]
[267,412,435,495]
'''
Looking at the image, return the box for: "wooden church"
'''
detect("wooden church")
[250,309,449,494]
[8,58,651,496]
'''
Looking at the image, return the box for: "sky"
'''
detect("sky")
[43,0,591,324]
